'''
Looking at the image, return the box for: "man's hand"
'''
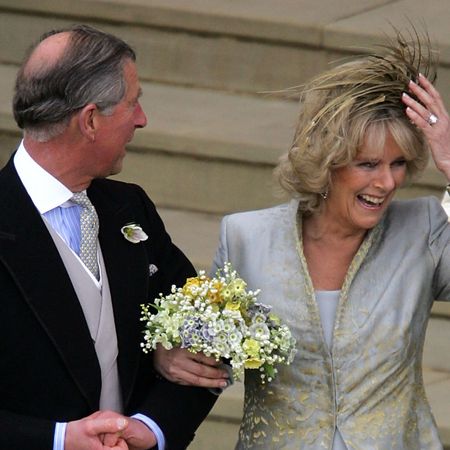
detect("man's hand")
[154,345,229,389]
[103,417,157,450]
[65,411,129,450]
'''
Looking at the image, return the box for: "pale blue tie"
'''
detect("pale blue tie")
[71,192,99,280]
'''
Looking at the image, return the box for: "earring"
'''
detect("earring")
[320,189,328,200]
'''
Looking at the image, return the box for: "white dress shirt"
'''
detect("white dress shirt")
[14,141,102,287]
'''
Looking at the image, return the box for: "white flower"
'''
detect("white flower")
[250,323,270,341]
[121,223,148,243]
[140,262,297,383]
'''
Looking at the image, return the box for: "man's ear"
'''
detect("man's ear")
[78,103,98,141]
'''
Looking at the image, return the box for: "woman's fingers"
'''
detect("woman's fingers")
[402,74,450,178]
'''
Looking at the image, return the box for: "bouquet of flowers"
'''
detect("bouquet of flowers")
[140,262,296,383]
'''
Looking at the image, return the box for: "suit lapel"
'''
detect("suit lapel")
[0,159,101,409]
[88,182,149,408]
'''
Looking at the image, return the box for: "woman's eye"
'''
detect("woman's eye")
[392,159,407,167]
[358,161,377,168]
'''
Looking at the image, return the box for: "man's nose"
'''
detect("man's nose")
[135,102,147,129]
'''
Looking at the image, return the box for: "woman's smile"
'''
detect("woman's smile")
[324,130,407,234]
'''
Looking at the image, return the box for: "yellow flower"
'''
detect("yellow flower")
[207,281,224,304]
[210,303,220,313]
[268,313,281,326]
[222,286,233,302]
[225,300,241,311]
[182,276,203,297]
[207,291,220,303]
[244,358,263,369]
[243,338,260,357]
[230,278,247,295]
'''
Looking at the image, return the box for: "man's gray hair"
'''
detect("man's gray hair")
[13,24,136,142]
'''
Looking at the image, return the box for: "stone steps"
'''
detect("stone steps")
[0,0,449,215]
[0,63,299,214]
[1,0,450,96]
[1,1,450,213]
[0,61,447,215]
[0,1,449,445]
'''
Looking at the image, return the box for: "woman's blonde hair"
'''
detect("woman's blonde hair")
[275,29,437,214]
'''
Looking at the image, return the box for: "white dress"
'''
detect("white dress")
[316,290,348,450]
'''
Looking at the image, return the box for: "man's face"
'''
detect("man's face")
[91,59,147,177]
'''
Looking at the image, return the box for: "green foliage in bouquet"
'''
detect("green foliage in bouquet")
[141,263,296,382]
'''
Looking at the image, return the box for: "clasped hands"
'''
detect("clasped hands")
[63,346,229,450]
[66,410,156,450]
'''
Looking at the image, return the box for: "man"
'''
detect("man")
[0,24,224,449]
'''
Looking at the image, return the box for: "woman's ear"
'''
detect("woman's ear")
[78,103,98,142]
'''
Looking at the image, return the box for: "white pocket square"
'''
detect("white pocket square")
[149,264,159,276]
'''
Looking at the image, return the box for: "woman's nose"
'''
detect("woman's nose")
[373,166,396,191]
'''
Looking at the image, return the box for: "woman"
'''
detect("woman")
[155,32,450,449]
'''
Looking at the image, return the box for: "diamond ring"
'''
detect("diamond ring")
[428,113,439,126]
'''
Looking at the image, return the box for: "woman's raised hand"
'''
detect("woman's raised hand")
[403,73,450,180]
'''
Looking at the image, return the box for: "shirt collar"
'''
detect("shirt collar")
[14,140,76,214]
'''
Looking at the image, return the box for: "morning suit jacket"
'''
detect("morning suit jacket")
[0,155,216,449]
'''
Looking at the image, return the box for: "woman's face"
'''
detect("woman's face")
[325,131,408,234]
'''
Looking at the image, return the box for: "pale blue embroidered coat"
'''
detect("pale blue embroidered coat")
[212,197,450,450]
